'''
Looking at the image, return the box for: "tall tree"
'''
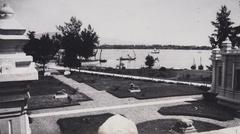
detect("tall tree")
[24,31,39,59]
[24,33,59,73]
[209,5,234,48]
[81,25,99,59]
[57,17,99,67]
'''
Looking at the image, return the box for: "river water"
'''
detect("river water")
[85,49,212,69]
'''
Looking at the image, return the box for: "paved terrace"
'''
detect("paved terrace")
[29,75,240,132]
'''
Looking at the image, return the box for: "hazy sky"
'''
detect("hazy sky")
[6,0,240,45]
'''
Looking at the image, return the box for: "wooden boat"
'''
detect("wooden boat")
[99,49,107,63]
[117,50,136,61]
[151,48,160,54]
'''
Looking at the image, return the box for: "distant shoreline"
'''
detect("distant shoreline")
[98,45,211,50]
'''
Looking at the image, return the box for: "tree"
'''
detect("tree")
[81,25,99,59]
[209,5,234,48]
[57,17,82,67]
[145,55,155,68]
[24,32,59,73]
[57,17,99,67]
[24,31,39,58]
[36,34,59,73]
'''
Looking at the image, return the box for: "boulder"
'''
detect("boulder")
[170,118,197,134]
[98,114,138,134]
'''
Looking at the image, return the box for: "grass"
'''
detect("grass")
[137,119,223,134]
[28,76,76,96]
[83,67,212,84]
[57,113,223,134]
[27,76,91,109]
[57,113,114,134]
[158,100,236,121]
[68,72,208,99]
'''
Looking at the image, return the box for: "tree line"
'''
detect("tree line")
[24,17,99,73]
[99,44,211,50]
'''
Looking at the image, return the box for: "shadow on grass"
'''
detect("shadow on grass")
[57,113,113,134]
[137,119,223,134]
[158,100,236,121]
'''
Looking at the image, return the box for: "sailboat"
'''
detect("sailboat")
[118,50,136,61]
[99,49,107,63]
[198,57,204,70]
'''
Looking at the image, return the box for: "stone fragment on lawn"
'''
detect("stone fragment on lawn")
[64,70,71,75]
[98,114,138,134]
[129,83,141,93]
[44,72,51,76]
[170,118,197,134]
[54,89,68,99]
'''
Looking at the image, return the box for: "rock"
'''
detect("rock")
[44,72,51,76]
[64,70,71,75]
[98,114,138,134]
[170,118,197,134]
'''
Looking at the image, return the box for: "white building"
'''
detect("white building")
[211,37,240,108]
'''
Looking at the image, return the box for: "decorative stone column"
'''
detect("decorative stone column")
[0,3,38,134]
[209,45,221,93]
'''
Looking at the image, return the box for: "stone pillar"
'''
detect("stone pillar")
[209,46,221,93]
[0,3,38,134]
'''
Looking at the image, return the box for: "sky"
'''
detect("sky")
[5,0,240,46]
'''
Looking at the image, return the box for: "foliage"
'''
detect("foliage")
[57,17,99,67]
[191,64,196,70]
[206,65,213,71]
[198,64,204,70]
[209,5,234,48]
[24,32,60,73]
[145,55,155,68]
[81,25,99,59]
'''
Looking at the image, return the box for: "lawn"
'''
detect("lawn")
[158,100,236,121]
[82,67,212,84]
[57,113,223,134]
[68,72,208,99]
[27,76,91,110]
[137,119,223,134]
[57,113,114,134]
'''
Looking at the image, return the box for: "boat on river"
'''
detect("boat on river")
[117,50,136,61]
[151,48,160,54]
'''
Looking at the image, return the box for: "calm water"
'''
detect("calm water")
[85,49,212,69]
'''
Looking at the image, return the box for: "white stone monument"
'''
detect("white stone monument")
[98,114,139,134]
[0,3,38,134]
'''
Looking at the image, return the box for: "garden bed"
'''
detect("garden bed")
[158,100,236,121]
[137,119,223,134]
[68,72,208,99]
[27,76,91,109]
[57,113,223,134]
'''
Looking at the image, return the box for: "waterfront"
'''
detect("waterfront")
[89,49,212,69]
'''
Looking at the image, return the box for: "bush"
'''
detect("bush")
[159,67,167,71]
[145,55,155,68]
[191,64,196,70]
[203,92,218,101]
[198,64,204,70]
